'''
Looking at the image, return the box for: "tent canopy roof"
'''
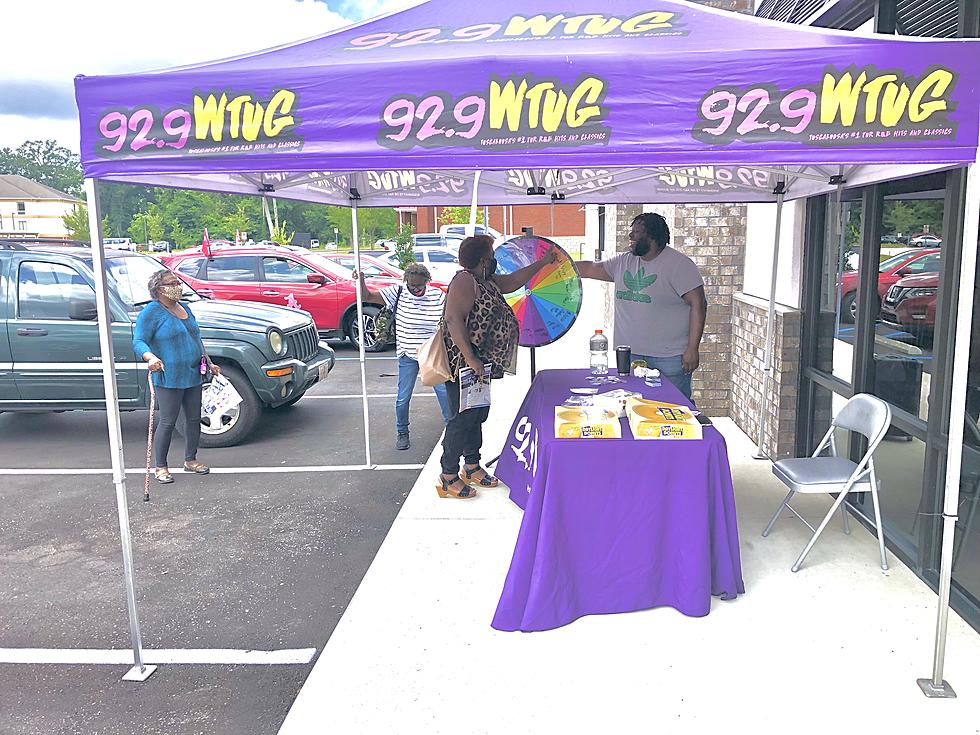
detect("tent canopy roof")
[74,0,980,205]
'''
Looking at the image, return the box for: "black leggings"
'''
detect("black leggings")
[440,380,491,475]
[153,385,203,468]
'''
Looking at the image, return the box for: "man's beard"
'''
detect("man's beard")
[632,240,652,256]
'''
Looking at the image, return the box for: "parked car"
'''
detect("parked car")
[324,252,449,291]
[102,237,136,251]
[374,238,397,250]
[165,244,401,351]
[0,243,334,447]
[439,223,502,239]
[151,241,171,252]
[413,233,464,252]
[837,248,940,323]
[910,233,942,247]
[880,271,939,341]
[378,243,461,282]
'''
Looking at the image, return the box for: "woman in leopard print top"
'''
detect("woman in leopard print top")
[437,235,557,499]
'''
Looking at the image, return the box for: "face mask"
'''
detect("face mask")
[160,284,183,301]
[485,257,497,278]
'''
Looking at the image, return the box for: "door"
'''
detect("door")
[8,259,138,402]
[259,256,337,330]
[199,255,262,301]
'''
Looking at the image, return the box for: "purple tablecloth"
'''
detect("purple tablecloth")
[492,368,744,632]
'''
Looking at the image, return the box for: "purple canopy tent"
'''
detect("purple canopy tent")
[74,0,980,690]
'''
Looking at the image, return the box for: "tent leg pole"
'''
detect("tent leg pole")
[754,189,785,460]
[918,162,980,699]
[84,179,156,683]
[469,170,482,226]
[351,200,372,468]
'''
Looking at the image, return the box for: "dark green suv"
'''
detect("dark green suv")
[0,243,335,447]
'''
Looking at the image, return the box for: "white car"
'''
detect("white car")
[439,223,502,240]
[910,234,941,247]
[380,245,461,282]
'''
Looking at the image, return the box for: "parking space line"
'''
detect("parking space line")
[334,356,398,361]
[0,648,316,665]
[0,464,425,476]
[305,393,436,399]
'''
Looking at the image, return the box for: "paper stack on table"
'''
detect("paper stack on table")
[626,397,703,440]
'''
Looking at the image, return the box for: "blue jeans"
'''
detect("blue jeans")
[397,354,450,435]
[633,353,693,402]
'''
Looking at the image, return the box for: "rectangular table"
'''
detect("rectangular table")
[492,368,744,632]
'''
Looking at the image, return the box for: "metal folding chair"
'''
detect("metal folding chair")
[763,393,892,572]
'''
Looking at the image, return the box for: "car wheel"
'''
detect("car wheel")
[841,292,857,323]
[345,305,386,352]
[177,365,261,448]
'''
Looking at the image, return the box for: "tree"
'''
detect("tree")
[0,140,82,197]
[63,205,91,242]
[169,218,188,249]
[129,211,164,244]
[394,224,415,270]
[270,220,295,245]
[438,206,484,227]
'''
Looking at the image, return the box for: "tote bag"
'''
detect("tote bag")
[417,321,451,386]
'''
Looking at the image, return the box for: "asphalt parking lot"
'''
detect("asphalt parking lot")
[0,343,445,735]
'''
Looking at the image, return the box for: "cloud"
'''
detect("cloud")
[5,0,361,150]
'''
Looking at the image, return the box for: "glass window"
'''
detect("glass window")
[17,261,94,320]
[872,194,944,424]
[952,253,980,613]
[203,256,259,282]
[428,250,457,263]
[176,258,205,278]
[815,195,863,384]
[262,257,315,283]
[16,202,26,214]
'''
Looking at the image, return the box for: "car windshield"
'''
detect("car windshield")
[879,252,915,273]
[100,254,199,307]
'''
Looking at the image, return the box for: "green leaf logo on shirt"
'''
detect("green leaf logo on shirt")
[617,266,657,303]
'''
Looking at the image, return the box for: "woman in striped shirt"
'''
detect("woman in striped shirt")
[357,263,450,450]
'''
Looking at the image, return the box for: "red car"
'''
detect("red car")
[838,248,940,322]
[165,245,400,350]
[880,271,939,340]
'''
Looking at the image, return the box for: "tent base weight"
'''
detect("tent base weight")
[917,678,956,698]
[122,664,157,682]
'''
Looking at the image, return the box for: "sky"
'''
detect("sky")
[0,0,410,154]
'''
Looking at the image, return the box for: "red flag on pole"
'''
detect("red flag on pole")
[202,228,212,258]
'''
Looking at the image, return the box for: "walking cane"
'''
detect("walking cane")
[143,378,156,502]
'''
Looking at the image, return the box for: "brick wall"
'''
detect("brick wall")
[731,293,802,459]
[415,204,585,237]
[672,205,746,415]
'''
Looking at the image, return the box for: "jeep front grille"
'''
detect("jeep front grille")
[286,324,319,362]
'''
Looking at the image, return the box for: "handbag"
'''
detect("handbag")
[372,286,402,346]
[417,319,451,386]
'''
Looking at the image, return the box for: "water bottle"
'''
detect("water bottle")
[589,329,609,375]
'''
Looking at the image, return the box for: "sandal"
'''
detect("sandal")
[183,460,210,475]
[154,468,174,484]
[461,465,499,488]
[436,474,477,499]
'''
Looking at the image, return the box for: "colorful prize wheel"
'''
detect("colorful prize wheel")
[494,235,582,347]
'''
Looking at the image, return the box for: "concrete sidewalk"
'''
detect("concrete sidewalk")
[278,287,980,734]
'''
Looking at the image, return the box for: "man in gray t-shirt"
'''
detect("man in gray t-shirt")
[577,213,707,400]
